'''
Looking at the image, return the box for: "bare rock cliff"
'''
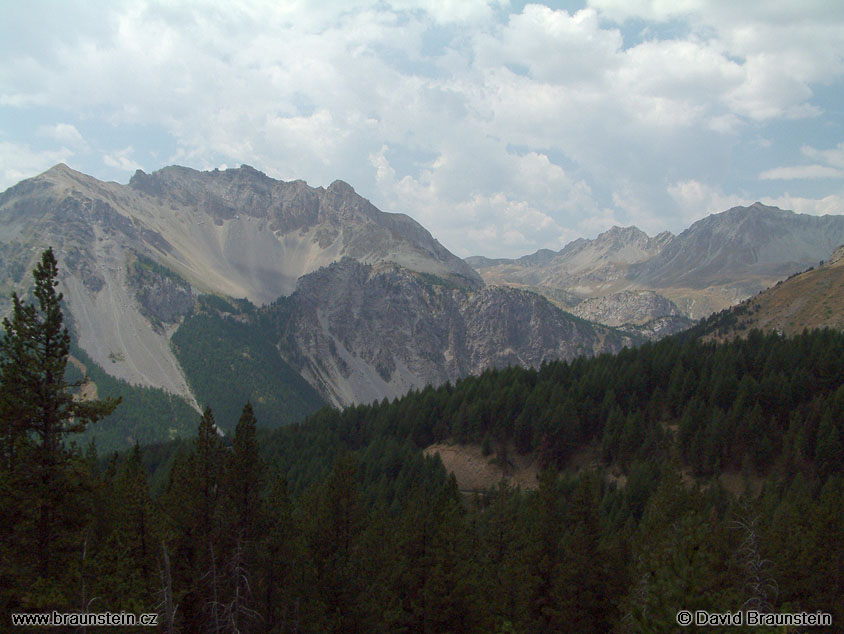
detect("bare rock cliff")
[276,259,635,406]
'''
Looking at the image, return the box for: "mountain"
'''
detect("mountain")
[468,203,844,320]
[271,258,635,406]
[0,163,481,405]
[693,244,844,340]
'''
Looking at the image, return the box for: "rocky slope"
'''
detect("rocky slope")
[467,226,672,296]
[469,203,844,320]
[274,259,635,407]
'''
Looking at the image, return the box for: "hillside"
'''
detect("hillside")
[5,164,844,451]
[8,249,844,634]
[693,244,844,340]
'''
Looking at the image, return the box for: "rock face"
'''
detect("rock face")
[3,163,632,411]
[275,259,635,407]
[469,203,844,320]
[571,290,683,327]
[7,163,837,414]
[617,315,697,341]
[127,256,195,328]
[468,226,671,294]
[0,163,480,402]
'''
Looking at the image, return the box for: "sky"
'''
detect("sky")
[1,1,843,258]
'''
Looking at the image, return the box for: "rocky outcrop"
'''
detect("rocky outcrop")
[127,164,483,293]
[571,290,684,327]
[617,315,697,341]
[127,256,195,328]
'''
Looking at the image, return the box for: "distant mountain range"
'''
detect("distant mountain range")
[468,202,844,320]
[1,164,841,448]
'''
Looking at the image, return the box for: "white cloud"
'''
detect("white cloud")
[1,1,842,256]
[475,7,622,83]
[591,0,844,121]
[103,146,142,172]
[369,142,600,257]
[802,142,844,169]
[760,194,844,217]
[390,0,505,24]
[36,123,86,148]
[668,179,746,223]
[760,165,844,180]
[0,142,71,191]
[587,0,703,22]
[760,143,844,181]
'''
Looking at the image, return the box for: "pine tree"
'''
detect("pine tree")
[259,474,307,633]
[476,480,531,630]
[160,409,225,633]
[557,475,613,633]
[301,453,367,632]
[225,402,264,542]
[93,444,159,613]
[0,248,119,608]
[525,467,565,632]
[219,402,265,634]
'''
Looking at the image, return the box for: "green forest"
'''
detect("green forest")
[170,296,325,432]
[1,250,842,633]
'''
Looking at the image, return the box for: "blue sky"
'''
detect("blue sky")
[1,0,843,257]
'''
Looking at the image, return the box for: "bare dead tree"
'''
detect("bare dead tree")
[219,536,262,634]
[202,538,223,634]
[731,500,778,614]
[155,541,178,634]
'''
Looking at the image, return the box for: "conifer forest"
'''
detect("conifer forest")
[2,250,842,633]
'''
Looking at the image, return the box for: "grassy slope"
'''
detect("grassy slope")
[694,252,844,341]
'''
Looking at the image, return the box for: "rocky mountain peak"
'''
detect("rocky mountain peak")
[36,163,102,190]
[326,179,356,196]
[594,225,652,249]
[43,162,75,177]
[469,203,844,320]
[282,258,633,406]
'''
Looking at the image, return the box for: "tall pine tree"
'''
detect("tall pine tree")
[0,248,119,609]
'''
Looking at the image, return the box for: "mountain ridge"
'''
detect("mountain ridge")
[0,163,483,403]
[693,243,844,340]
